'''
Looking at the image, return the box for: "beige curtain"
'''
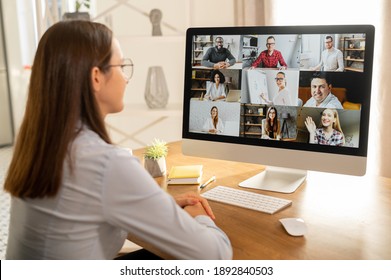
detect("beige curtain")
[377,0,391,178]
[234,0,274,26]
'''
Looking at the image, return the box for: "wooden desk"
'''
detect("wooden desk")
[131,141,391,259]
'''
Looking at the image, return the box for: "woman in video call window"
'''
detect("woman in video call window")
[261,106,281,140]
[203,106,224,134]
[204,70,227,101]
[305,108,345,146]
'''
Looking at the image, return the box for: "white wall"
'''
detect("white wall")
[2,0,36,136]
[91,0,235,106]
[2,0,236,148]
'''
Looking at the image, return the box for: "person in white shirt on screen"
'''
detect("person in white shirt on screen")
[203,106,224,134]
[204,70,227,101]
[311,35,344,72]
[4,20,232,260]
[303,72,343,109]
[260,72,294,106]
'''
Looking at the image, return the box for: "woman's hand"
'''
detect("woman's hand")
[305,116,317,143]
[174,192,215,219]
[304,116,316,134]
[184,202,208,218]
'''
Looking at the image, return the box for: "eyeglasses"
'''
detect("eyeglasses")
[103,58,134,82]
[275,78,284,81]
[266,43,275,46]
[325,41,333,44]
[216,40,224,44]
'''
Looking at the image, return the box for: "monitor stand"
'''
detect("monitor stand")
[238,166,307,193]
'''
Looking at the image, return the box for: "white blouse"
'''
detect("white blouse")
[205,83,226,101]
[6,127,232,260]
[203,117,224,134]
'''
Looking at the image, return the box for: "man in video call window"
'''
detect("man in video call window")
[303,72,343,109]
[311,35,344,72]
[201,36,236,69]
[250,36,287,70]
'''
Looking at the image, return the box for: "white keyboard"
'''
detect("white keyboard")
[201,185,292,214]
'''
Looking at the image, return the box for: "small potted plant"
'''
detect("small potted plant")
[62,0,91,21]
[144,139,168,178]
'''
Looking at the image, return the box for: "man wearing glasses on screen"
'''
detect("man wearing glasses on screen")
[250,36,287,70]
[311,35,344,72]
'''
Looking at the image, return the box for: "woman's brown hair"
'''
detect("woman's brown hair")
[4,21,113,198]
[211,106,219,128]
[265,106,280,133]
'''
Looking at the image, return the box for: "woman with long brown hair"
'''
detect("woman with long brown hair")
[4,21,231,260]
[203,106,224,134]
[261,106,281,140]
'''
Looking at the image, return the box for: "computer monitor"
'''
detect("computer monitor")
[182,25,374,193]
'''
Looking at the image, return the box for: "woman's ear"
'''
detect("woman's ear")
[91,66,103,92]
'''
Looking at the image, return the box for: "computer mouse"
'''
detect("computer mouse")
[279,218,308,236]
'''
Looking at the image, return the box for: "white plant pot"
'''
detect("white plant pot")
[144,157,167,178]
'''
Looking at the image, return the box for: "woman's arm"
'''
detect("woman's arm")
[216,118,224,134]
[203,118,215,133]
[103,150,232,260]
[174,192,215,219]
[204,83,212,100]
[261,119,269,139]
[305,116,317,144]
[276,119,282,140]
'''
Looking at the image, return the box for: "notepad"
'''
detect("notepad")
[167,165,203,185]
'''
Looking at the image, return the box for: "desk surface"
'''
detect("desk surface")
[131,141,391,260]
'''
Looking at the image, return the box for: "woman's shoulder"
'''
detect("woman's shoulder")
[333,129,343,136]
[71,127,136,163]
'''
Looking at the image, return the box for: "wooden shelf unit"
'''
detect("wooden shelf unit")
[240,35,259,68]
[190,68,212,98]
[240,103,266,138]
[192,35,213,66]
[342,37,365,72]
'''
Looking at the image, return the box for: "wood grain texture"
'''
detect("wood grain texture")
[129,141,391,259]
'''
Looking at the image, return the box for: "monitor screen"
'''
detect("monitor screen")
[182,25,374,193]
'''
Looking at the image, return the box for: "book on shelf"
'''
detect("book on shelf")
[167,165,203,185]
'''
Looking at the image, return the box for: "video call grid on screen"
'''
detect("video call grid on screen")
[183,25,374,157]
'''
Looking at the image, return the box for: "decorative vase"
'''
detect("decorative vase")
[144,66,169,109]
[62,12,90,21]
[144,157,167,178]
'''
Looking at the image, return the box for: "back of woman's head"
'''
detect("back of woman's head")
[30,20,113,132]
[5,21,113,198]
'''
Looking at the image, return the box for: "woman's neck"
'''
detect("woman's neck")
[323,126,333,133]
